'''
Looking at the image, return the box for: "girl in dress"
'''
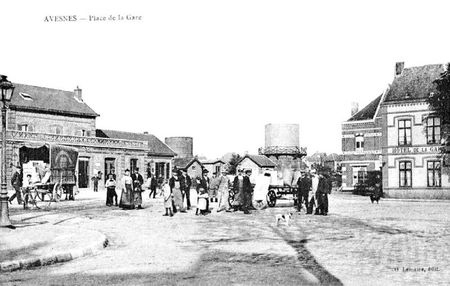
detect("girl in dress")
[162,179,173,217]
[119,169,134,209]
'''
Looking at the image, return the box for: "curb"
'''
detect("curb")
[0,233,109,272]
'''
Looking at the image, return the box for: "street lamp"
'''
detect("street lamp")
[0,75,15,229]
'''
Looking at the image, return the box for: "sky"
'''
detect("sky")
[1,0,450,159]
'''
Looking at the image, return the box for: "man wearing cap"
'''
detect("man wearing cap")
[197,169,210,213]
[296,170,312,213]
[180,169,192,210]
[216,169,231,212]
[9,165,23,205]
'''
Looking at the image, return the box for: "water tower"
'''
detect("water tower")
[259,124,307,185]
[164,137,193,159]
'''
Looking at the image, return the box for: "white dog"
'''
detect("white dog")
[275,212,293,226]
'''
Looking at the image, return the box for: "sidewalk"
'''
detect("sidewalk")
[0,190,109,272]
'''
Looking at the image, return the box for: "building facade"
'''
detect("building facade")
[201,159,225,176]
[3,83,175,191]
[341,62,450,199]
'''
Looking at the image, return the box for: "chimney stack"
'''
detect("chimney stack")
[143,131,149,135]
[74,86,82,101]
[351,102,359,116]
[395,62,405,76]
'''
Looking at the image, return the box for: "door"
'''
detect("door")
[104,158,115,182]
[78,159,89,188]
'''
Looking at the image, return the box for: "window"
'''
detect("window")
[426,117,441,144]
[355,135,364,152]
[399,161,412,187]
[50,125,62,135]
[398,119,412,146]
[357,170,367,184]
[17,124,28,132]
[130,159,138,173]
[427,161,441,187]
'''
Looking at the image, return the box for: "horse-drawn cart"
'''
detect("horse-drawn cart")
[19,144,79,208]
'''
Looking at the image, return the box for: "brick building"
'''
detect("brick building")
[341,62,450,199]
[3,83,175,190]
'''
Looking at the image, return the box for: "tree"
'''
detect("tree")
[226,153,242,175]
[429,63,450,169]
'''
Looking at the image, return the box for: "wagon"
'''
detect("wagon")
[19,144,79,207]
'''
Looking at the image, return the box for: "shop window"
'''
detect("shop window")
[426,117,441,144]
[427,161,441,187]
[399,161,412,187]
[355,135,364,152]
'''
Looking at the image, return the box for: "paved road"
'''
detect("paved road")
[1,190,449,285]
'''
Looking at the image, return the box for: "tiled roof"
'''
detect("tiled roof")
[239,154,276,168]
[10,83,99,117]
[201,159,225,165]
[96,129,176,156]
[347,94,382,121]
[173,157,202,169]
[385,64,445,102]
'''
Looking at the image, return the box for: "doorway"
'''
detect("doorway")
[78,159,90,188]
[105,158,116,181]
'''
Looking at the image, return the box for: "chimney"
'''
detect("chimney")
[143,131,149,135]
[74,86,82,101]
[351,102,359,116]
[395,62,405,76]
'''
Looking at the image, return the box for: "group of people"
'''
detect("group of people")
[296,169,332,216]
[103,168,144,209]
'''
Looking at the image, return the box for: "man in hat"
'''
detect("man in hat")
[232,169,245,211]
[307,169,319,214]
[9,165,23,205]
[131,168,144,209]
[170,169,186,213]
[241,169,253,214]
[316,172,331,215]
[216,169,231,212]
[296,170,312,212]
[180,169,192,210]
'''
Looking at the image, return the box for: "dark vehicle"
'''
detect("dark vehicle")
[353,170,382,197]
[19,144,79,206]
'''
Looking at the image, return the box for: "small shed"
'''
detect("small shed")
[173,157,203,179]
[237,154,276,177]
[201,159,226,176]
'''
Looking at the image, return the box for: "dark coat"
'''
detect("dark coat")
[243,176,253,193]
[182,174,192,190]
[11,171,23,188]
[149,177,157,190]
[197,176,209,192]
[317,177,331,194]
[131,173,144,190]
[297,176,312,195]
[232,176,244,192]
[169,176,186,191]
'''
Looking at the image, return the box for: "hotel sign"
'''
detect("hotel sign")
[391,146,444,154]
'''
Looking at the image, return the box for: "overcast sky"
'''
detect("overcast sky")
[2,0,450,159]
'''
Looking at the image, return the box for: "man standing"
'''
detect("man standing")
[307,169,319,214]
[9,165,23,205]
[296,171,312,212]
[91,171,101,192]
[148,173,158,199]
[181,169,192,210]
[242,169,253,214]
[232,169,244,211]
[316,173,331,215]
[131,168,144,209]
[197,169,210,213]
[170,170,186,213]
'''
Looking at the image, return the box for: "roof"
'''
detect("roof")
[201,159,225,165]
[347,94,383,121]
[10,83,99,117]
[385,64,445,102]
[96,129,176,156]
[239,154,276,168]
[173,157,202,169]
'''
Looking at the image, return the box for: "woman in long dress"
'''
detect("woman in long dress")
[119,169,134,209]
[169,170,185,212]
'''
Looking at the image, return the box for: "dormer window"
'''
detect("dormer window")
[19,92,33,101]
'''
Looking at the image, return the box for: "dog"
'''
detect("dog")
[370,194,381,204]
[275,212,293,226]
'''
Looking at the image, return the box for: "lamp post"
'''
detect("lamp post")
[0,75,14,229]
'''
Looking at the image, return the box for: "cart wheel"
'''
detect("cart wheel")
[37,192,45,201]
[53,183,63,202]
[267,190,277,207]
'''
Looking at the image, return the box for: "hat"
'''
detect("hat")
[172,168,178,173]
[125,169,130,172]
[202,169,209,174]
[237,169,243,173]
[245,169,252,174]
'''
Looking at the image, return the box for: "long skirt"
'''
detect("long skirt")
[217,188,230,211]
[232,189,244,207]
[173,188,183,209]
[119,184,134,209]
[164,196,173,208]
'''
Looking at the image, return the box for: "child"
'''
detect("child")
[105,174,117,206]
[162,179,173,217]
[196,187,209,215]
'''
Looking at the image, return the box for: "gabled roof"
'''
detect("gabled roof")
[239,154,276,168]
[347,94,383,121]
[201,159,225,165]
[96,129,176,157]
[173,157,202,169]
[10,83,99,117]
[385,64,445,102]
